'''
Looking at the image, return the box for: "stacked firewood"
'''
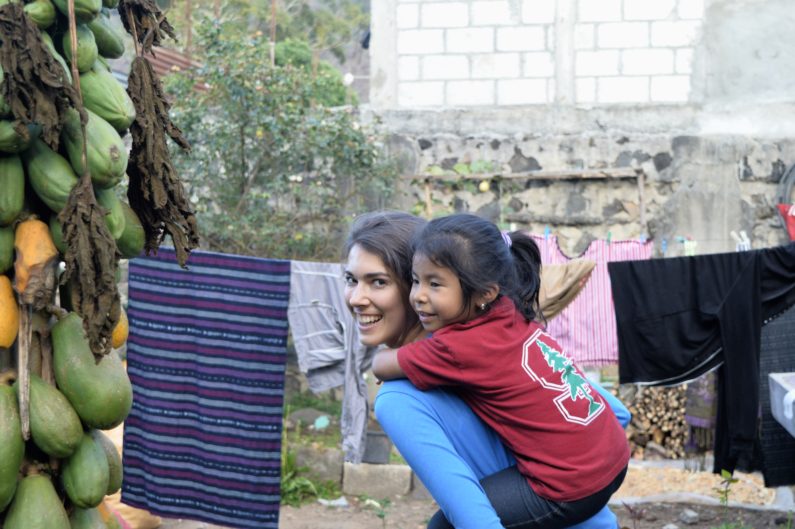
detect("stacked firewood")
[620,384,689,460]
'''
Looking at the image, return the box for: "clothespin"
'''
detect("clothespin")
[730,231,742,245]
[661,238,668,256]
[606,231,612,244]
[544,226,550,241]
[684,239,698,256]
[639,233,647,244]
[739,230,751,251]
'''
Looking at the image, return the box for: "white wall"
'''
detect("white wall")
[371,0,704,108]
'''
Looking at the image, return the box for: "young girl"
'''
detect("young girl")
[372,213,630,529]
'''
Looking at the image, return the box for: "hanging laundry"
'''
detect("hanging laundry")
[287,260,377,463]
[531,234,653,366]
[538,259,595,321]
[122,248,291,529]
[608,243,795,475]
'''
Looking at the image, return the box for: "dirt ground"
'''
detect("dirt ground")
[149,464,794,529]
[276,497,793,529]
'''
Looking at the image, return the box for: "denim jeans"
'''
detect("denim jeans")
[427,465,628,529]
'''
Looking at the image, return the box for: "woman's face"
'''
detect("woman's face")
[344,244,410,348]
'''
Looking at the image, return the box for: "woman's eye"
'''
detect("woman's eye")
[373,278,388,287]
[344,275,356,286]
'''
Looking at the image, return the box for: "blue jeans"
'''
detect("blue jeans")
[374,379,629,529]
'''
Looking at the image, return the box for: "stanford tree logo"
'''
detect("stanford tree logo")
[521,329,605,425]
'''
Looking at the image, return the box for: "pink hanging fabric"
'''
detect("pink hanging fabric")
[530,235,653,366]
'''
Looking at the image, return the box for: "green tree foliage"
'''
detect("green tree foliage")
[165,0,369,66]
[165,18,395,260]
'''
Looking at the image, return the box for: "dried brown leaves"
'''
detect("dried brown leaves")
[126,56,197,267]
[0,3,84,150]
[58,178,121,357]
[117,0,177,55]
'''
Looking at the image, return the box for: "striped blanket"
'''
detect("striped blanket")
[122,248,291,529]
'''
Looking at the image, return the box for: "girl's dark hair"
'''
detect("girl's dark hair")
[344,211,427,328]
[412,213,542,321]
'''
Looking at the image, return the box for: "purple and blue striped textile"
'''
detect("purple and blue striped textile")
[121,248,291,529]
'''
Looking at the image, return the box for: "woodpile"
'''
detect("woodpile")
[621,384,689,460]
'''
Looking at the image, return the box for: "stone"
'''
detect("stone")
[662,524,680,529]
[679,508,699,525]
[293,445,344,484]
[343,463,412,498]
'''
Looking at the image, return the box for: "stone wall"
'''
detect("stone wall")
[366,0,795,256]
[371,120,794,257]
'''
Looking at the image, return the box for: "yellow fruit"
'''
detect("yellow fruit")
[478,180,491,193]
[13,218,58,303]
[0,275,18,347]
[111,306,128,349]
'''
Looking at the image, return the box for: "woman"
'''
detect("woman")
[342,211,629,529]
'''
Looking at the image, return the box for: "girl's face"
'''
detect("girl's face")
[410,253,477,333]
[344,244,412,348]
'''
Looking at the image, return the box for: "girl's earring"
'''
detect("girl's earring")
[480,303,487,311]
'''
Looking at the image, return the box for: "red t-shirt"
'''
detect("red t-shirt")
[397,296,630,502]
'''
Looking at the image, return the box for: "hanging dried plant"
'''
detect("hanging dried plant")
[117,0,177,55]
[58,177,121,357]
[0,3,84,150]
[126,56,198,267]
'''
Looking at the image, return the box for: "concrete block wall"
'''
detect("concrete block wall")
[373,0,704,108]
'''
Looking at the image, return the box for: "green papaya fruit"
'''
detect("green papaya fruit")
[0,154,24,225]
[0,120,35,153]
[62,107,127,189]
[52,313,133,429]
[18,374,83,458]
[70,507,109,529]
[41,32,72,84]
[91,429,122,494]
[116,200,145,259]
[61,432,110,508]
[0,383,24,511]
[96,187,126,240]
[21,137,79,214]
[88,8,124,59]
[62,24,99,73]
[79,61,135,132]
[51,0,100,23]
[49,214,66,254]
[0,225,13,273]
[24,0,56,29]
[3,474,70,529]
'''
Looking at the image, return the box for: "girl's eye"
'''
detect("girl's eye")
[430,282,441,288]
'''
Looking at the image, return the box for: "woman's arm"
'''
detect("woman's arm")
[372,348,406,380]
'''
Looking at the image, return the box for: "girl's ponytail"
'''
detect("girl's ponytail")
[506,232,542,322]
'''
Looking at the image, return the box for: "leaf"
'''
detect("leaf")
[453,162,471,175]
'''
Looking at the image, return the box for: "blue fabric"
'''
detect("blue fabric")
[375,379,628,529]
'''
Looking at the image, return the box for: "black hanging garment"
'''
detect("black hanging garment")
[608,243,795,476]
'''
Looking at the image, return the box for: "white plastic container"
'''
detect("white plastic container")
[769,372,795,438]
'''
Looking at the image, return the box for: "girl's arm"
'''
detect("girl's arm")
[372,348,406,380]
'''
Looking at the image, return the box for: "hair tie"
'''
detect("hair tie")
[501,230,512,248]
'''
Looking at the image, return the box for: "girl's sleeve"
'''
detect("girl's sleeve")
[397,337,462,391]
[590,379,631,428]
